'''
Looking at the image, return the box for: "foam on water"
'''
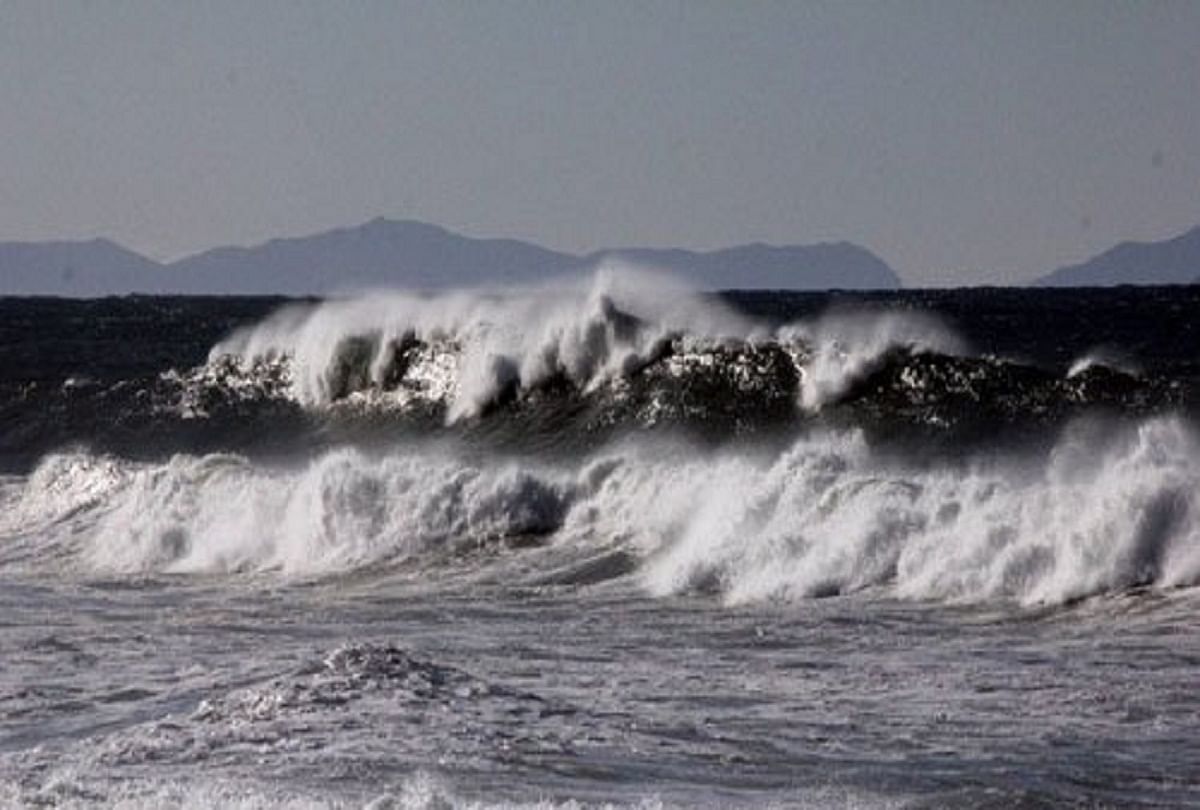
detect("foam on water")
[210,266,761,421]
[205,267,972,422]
[0,630,910,808]
[0,769,899,809]
[5,287,1200,809]
[73,449,582,575]
[640,416,1200,606]
[777,309,964,411]
[1,452,127,533]
[6,414,1197,606]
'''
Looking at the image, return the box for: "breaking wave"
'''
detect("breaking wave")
[640,416,1200,606]
[209,267,766,420]
[191,269,1180,436]
[2,270,1189,474]
[4,273,1198,606]
[6,415,1197,607]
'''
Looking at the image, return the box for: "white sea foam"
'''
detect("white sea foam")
[1067,346,1142,378]
[641,416,1200,606]
[0,769,897,809]
[210,265,760,421]
[778,309,964,411]
[3,452,127,528]
[206,266,970,420]
[5,414,1197,607]
[73,449,584,575]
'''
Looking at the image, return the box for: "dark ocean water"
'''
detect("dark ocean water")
[2,285,1197,470]
[1,274,1198,808]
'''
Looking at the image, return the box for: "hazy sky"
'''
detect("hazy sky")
[1,1,1197,286]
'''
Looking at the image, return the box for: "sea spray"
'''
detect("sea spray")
[210,266,760,420]
[6,417,1195,606]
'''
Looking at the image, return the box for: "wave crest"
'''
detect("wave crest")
[643,417,1200,606]
[209,267,763,421]
[5,415,1197,607]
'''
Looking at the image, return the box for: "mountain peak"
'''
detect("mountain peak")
[1037,222,1200,287]
[359,217,447,234]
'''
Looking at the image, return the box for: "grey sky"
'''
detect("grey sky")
[1,1,1197,286]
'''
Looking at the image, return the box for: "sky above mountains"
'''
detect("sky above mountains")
[1,2,1197,287]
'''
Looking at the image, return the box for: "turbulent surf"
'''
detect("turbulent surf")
[1,272,1199,808]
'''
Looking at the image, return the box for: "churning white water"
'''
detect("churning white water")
[4,279,1199,808]
[8,415,1197,606]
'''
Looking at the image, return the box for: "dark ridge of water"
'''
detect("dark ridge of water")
[3,286,1197,383]
[730,285,1200,375]
[0,295,292,384]
[1,287,1197,472]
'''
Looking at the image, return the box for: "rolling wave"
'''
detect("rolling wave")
[3,272,1196,607]
[6,415,1196,607]
[1,270,1189,472]
[186,271,1186,438]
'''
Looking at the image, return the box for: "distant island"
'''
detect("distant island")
[0,218,900,296]
[1037,224,1200,287]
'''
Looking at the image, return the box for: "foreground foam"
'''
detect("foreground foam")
[77,449,582,575]
[0,769,900,809]
[641,416,1200,606]
[6,415,1197,607]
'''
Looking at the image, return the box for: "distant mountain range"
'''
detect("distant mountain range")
[1036,224,1200,287]
[4,218,1199,295]
[0,218,900,296]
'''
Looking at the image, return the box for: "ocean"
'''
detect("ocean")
[1,270,1198,808]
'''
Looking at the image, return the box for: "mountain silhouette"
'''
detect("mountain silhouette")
[0,239,163,297]
[164,219,576,294]
[588,242,898,291]
[0,218,901,295]
[1037,224,1200,287]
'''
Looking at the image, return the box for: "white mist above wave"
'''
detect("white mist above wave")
[778,309,964,411]
[204,266,966,419]
[1066,346,1143,379]
[5,415,1197,606]
[210,266,759,421]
